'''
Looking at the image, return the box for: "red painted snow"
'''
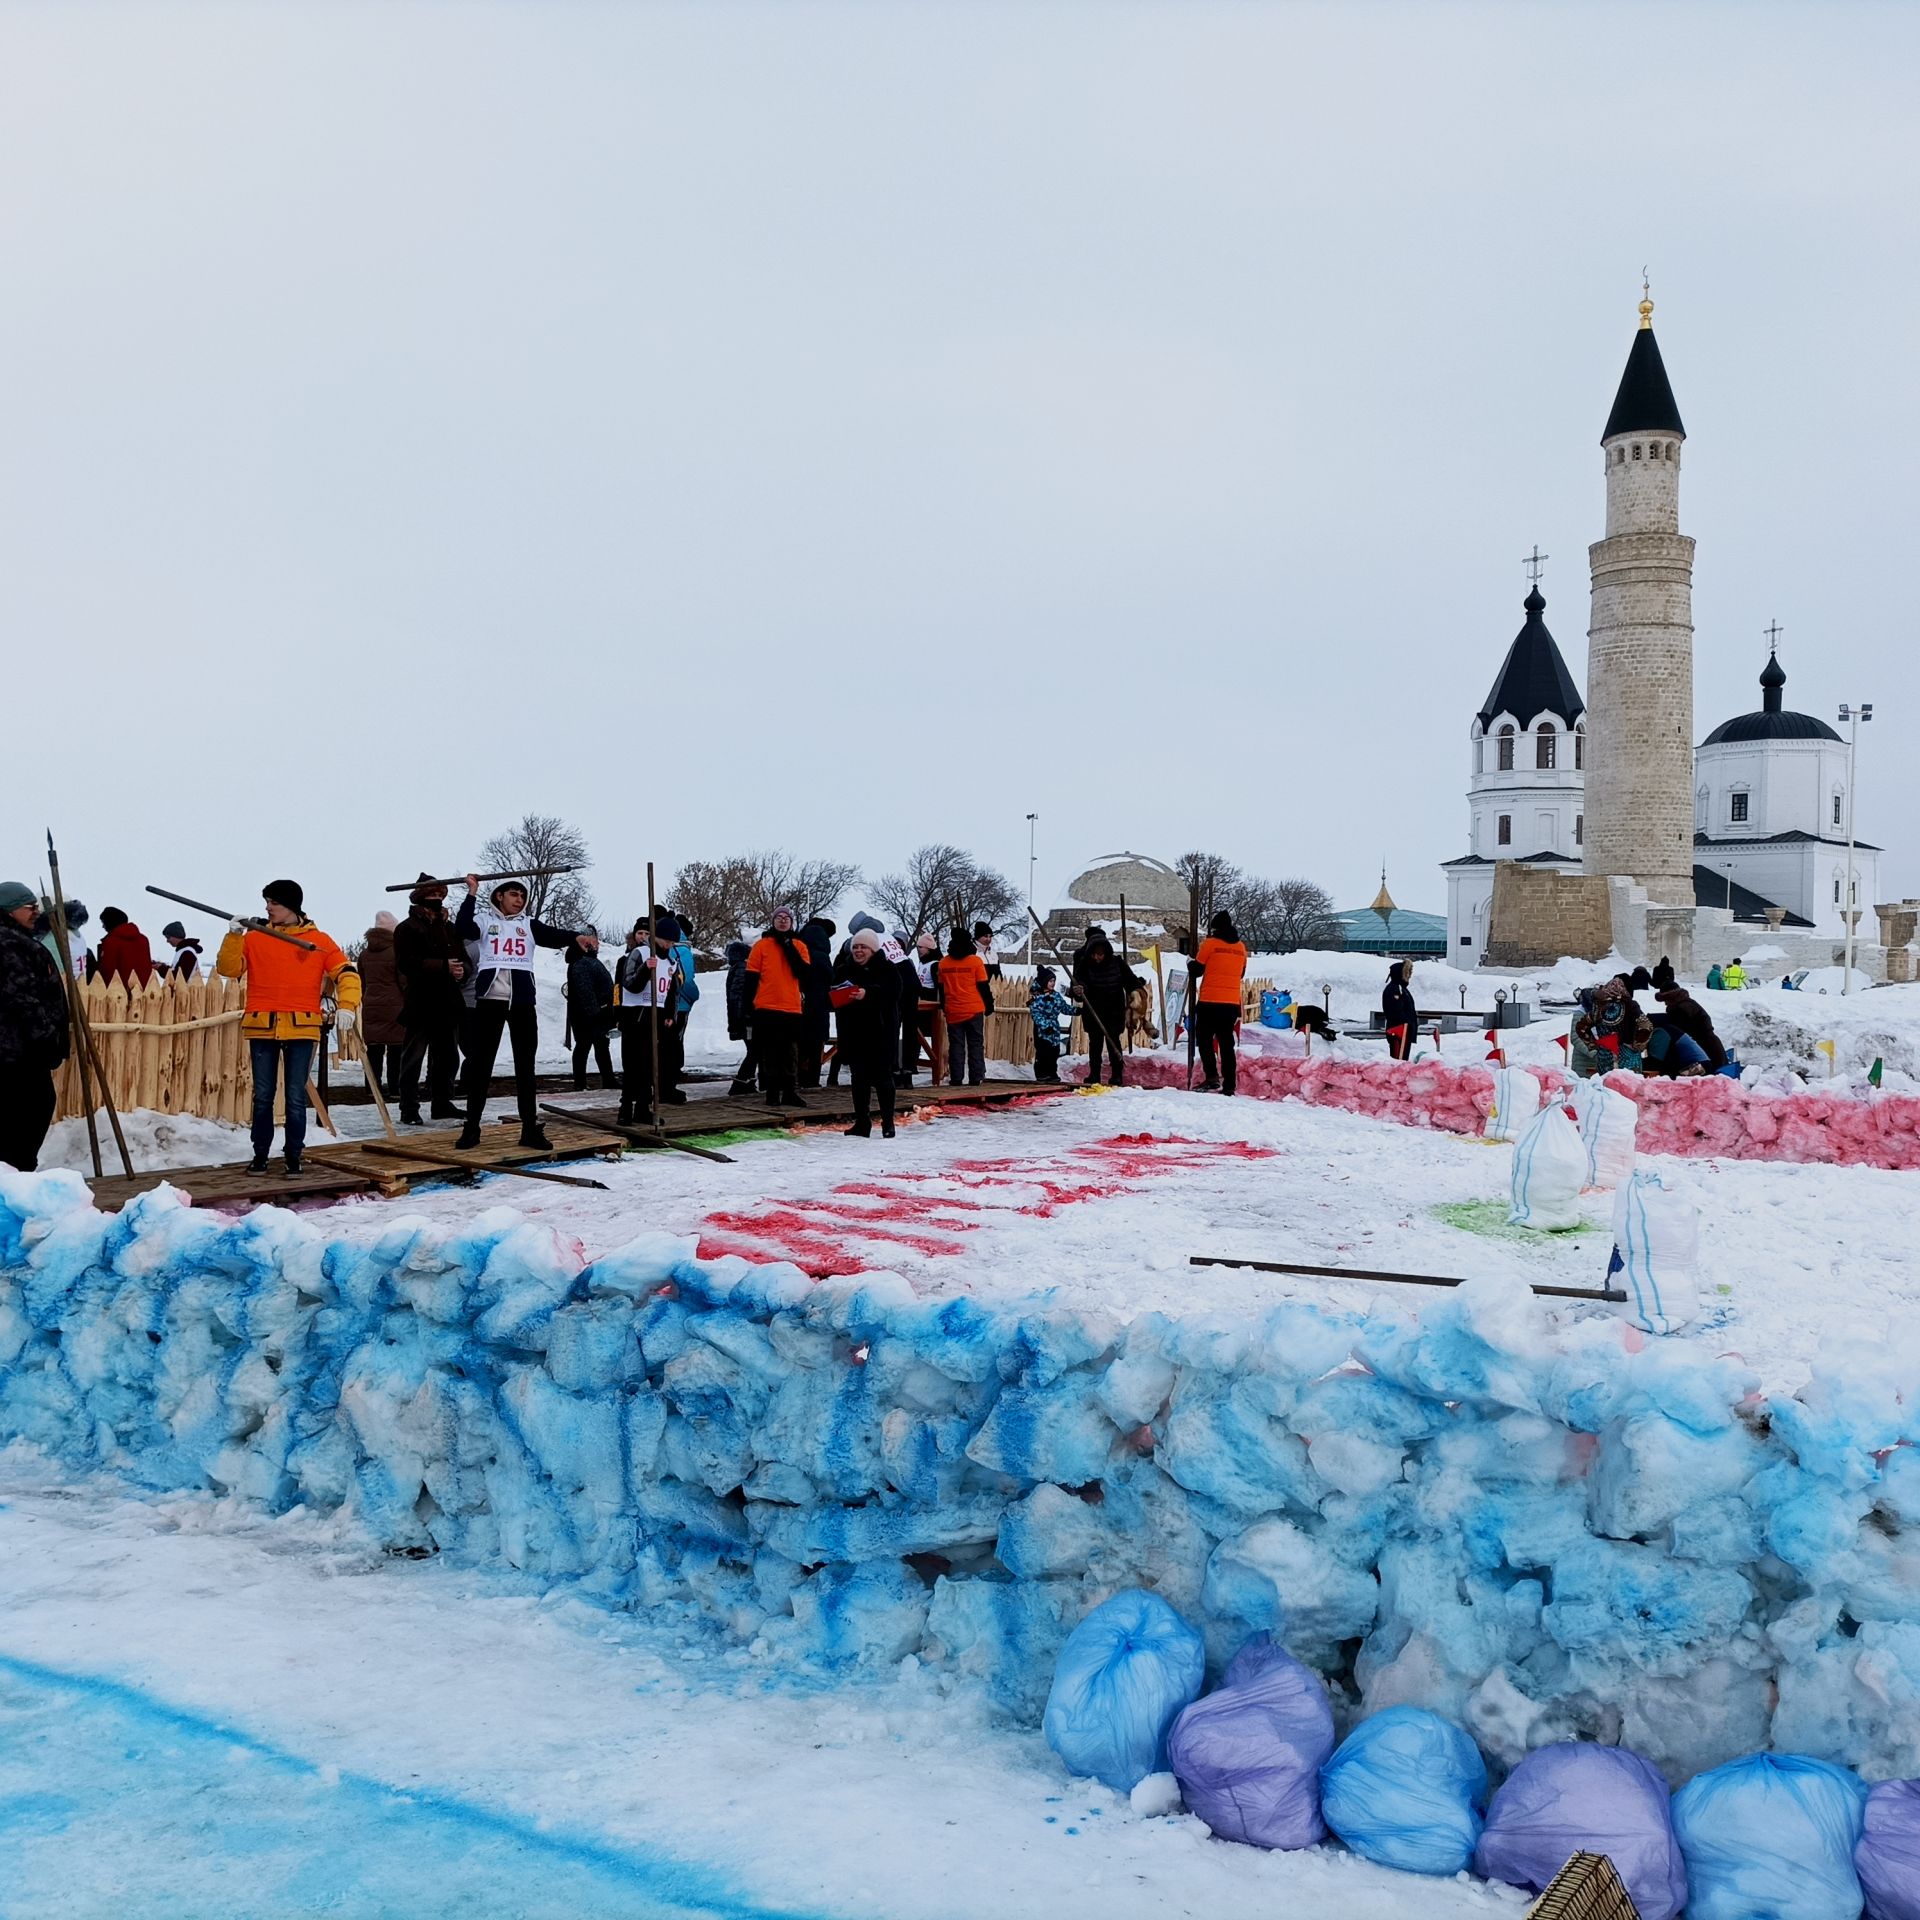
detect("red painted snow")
[695,1134,1275,1273]
[1081,1051,1920,1172]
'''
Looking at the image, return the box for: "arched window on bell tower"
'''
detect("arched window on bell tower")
[1497,724,1515,771]
[1536,723,1557,770]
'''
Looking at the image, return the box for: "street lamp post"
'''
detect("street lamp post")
[1839,702,1874,994]
[1025,813,1038,964]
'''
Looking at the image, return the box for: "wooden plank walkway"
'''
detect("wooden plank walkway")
[82,1079,1076,1213]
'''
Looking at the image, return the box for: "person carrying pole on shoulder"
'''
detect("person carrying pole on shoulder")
[452,872,580,1151]
[215,879,360,1176]
[1192,911,1249,1094]
[0,880,72,1172]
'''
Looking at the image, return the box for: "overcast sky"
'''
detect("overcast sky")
[5,1,1915,941]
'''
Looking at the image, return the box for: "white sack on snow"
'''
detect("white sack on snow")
[1486,1066,1541,1143]
[1508,1104,1588,1232]
[1571,1077,1638,1190]
[1608,1171,1702,1336]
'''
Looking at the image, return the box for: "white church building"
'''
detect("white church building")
[1445,622,1878,965]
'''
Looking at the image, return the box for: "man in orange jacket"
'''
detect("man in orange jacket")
[216,878,360,1176]
[745,907,815,1108]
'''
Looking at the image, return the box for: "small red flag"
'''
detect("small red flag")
[1553,1033,1570,1054]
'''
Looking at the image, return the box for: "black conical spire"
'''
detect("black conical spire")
[1602,294,1685,441]
[1478,586,1586,728]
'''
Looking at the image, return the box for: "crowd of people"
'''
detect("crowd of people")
[0,864,1270,1175]
[1569,958,1729,1078]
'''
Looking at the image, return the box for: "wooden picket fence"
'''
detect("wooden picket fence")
[981,972,1276,1064]
[53,971,254,1125]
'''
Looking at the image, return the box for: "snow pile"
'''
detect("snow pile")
[7,1164,1920,1785]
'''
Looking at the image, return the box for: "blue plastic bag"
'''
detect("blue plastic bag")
[1857,1778,1920,1920]
[1042,1589,1206,1793]
[1166,1633,1335,1849]
[1318,1705,1487,1876]
[1672,1752,1868,1920]
[1474,1742,1687,1920]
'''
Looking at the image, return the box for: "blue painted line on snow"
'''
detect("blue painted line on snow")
[0,1652,837,1920]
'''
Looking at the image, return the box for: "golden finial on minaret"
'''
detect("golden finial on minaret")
[1638,266,1654,330]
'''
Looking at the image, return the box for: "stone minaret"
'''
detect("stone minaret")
[1584,294,1696,905]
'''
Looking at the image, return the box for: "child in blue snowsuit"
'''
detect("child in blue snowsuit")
[1029,967,1072,1082]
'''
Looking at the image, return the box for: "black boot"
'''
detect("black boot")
[455,1122,482,1150]
[519,1124,552,1151]
[881,1119,896,1138]
[429,1101,462,1120]
[617,1099,633,1126]
[281,1154,303,1177]
[399,1108,423,1127]
[845,1122,871,1138]
[246,1155,269,1175]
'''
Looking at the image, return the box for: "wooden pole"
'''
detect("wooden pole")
[41,878,101,1176]
[48,836,134,1177]
[360,1043,400,1142]
[1188,1254,1627,1303]
[646,862,664,1139]
[354,1138,610,1190]
[539,1102,734,1165]
[1025,906,1122,1060]
[145,886,317,951]
[1119,892,1132,1052]
[305,1079,338,1138]
[384,866,583,893]
[1184,881,1201,1090]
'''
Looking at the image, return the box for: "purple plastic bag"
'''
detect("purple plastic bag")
[1474,1743,1688,1920]
[1859,1779,1920,1920]
[1167,1633,1336,1849]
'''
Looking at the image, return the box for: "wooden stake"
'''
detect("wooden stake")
[538,1102,734,1164]
[355,1139,610,1191]
[359,1046,400,1142]
[47,835,134,1177]
[646,862,665,1142]
[1185,880,1201,1089]
[1189,1254,1627,1304]
[305,1079,338,1138]
[1119,892,1132,1052]
[41,870,100,1177]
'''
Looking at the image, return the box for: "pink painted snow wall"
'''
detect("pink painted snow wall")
[1081,1050,1920,1172]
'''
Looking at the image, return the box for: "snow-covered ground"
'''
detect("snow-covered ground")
[0,1459,1519,1919]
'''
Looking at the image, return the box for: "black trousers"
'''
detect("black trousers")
[1196,1001,1238,1092]
[399,1013,461,1115]
[1084,1005,1126,1084]
[849,1042,898,1131]
[0,1065,57,1172]
[1033,1037,1061,1082]
[730,1032,761,1090]
[572,1013,616,1090]
[625,1006,672,1113]
[364,1041,399,1095]
[462,1000,539,1128]
[753,1010,802,1098]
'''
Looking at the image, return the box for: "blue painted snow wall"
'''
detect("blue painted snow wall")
[4,1166,1920,1787]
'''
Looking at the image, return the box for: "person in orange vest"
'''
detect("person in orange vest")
[216,879,360,1177]
[745,907,815,1108]
[1192,910,1249,1095]
[937,928,994,1087]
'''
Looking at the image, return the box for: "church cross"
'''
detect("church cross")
[1763,619,1783,653]
[1522,546,1548,585]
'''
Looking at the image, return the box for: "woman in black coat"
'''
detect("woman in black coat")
[1382,960,1418,1060]
[832,926,902,1136]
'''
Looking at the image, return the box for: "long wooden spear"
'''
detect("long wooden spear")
[1189,1255,1627,1303]
[146,886,316,952]
[48,833,134,1178]
[1025,906,1123,1063]
[383,866,583,893]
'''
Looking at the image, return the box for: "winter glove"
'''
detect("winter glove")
[229,917,248,933]
[335,1009,357,1037]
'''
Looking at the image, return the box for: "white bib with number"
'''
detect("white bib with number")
[479,913,536,972]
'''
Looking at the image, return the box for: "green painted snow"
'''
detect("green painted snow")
[1431,1199,1596,1240]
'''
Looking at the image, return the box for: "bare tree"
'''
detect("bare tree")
[667,851,861,950]
[870,844,1021,940]
[1174,849,1241,927]
[1228,875,1343,952]
[667,857,759,951]
[477,813,599,926]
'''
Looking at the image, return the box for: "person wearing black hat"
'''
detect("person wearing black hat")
[159,920,203,980]
[392,874,468,1125]
[453,872,584,1150]
[215,880,360,1175]
[0,879,71,1171]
